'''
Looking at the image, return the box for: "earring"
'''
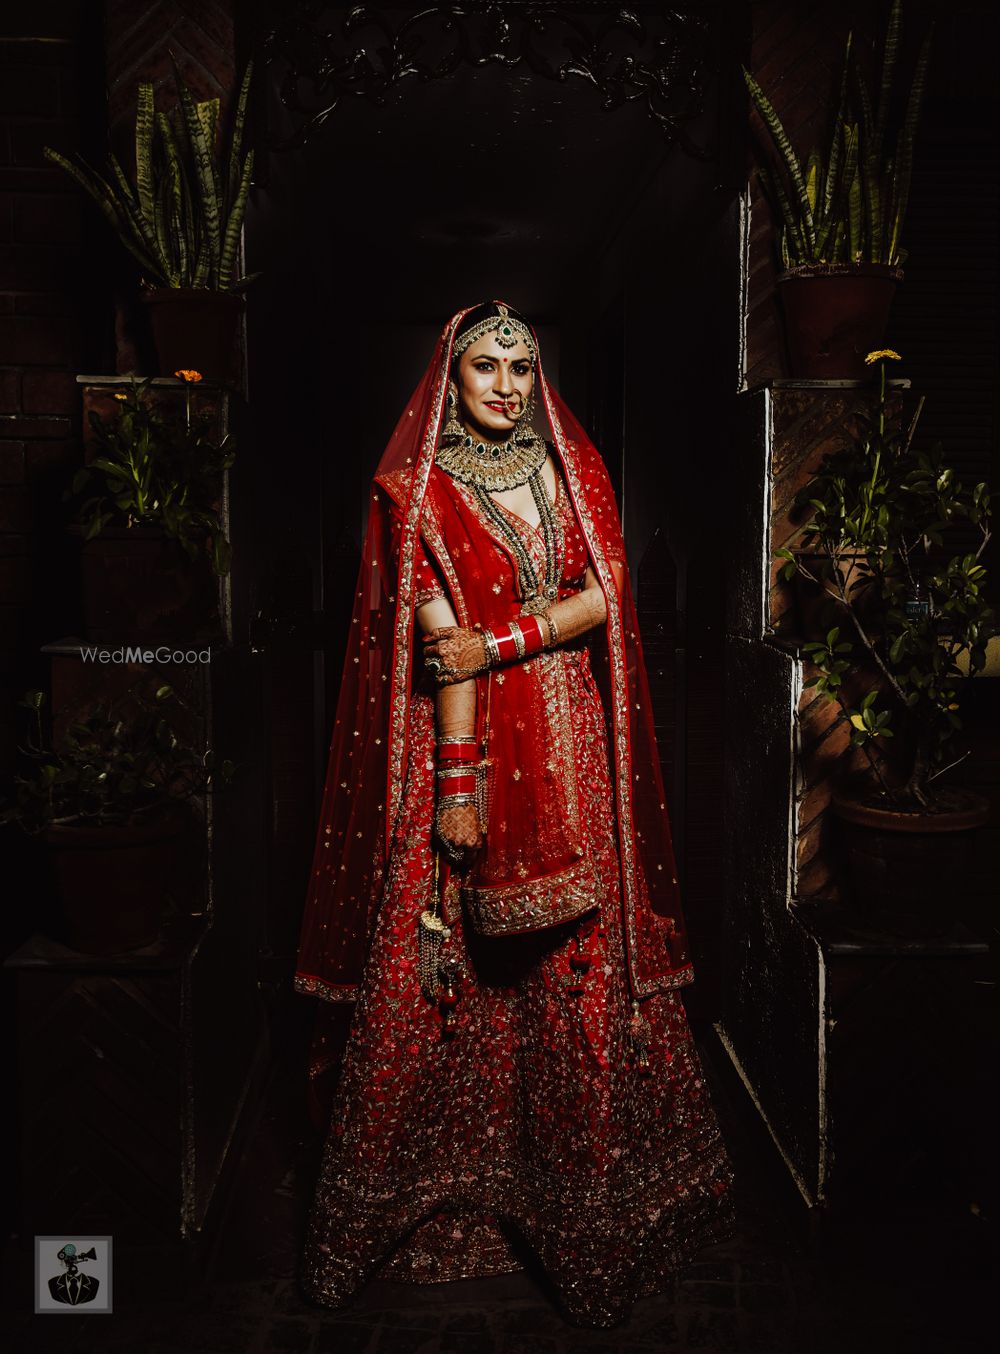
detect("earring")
[442,379,464,439]
[513,385,536,438]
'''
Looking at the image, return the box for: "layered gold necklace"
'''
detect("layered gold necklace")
[435,428,547,493]
[436,427,562,606]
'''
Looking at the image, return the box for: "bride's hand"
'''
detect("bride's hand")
[422,626,487,684]
[436,802,483,857]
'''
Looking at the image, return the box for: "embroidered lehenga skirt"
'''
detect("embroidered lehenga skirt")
[299,641,735,1328]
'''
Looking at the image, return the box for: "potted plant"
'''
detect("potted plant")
[744,1,933,378]
[45,59,256,382]
[1,683,235,955]
[66,370,235,643]
[775,351,995,934]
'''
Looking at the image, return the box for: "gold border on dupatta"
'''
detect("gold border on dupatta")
[463,855,600,936]
[293,973,360,1004]
[384,309,473,853]
[538,377,691,999]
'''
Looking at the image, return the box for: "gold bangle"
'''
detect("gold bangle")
[542,610,560,647]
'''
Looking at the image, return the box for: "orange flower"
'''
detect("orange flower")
[174,369,204,383]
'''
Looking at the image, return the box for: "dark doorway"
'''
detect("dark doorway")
[242,3,746,1009]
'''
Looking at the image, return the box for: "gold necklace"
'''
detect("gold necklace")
[435,428,547,492]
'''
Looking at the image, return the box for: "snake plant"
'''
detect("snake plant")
[744,1,932,269]
[44,58,255,292]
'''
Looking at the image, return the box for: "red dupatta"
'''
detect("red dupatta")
[294,303,693,1005]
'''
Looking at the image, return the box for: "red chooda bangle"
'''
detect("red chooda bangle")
[484,614,546,665]
[437,738,478,764]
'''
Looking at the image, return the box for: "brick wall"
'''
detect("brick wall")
[0,7,95,775]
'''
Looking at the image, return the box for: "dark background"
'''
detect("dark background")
[0,3,996,1345]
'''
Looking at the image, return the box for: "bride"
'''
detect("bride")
[295,300,734,1327]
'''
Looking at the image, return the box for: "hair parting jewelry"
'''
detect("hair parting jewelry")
[452,303,537,362]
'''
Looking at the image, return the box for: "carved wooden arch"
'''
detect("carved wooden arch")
[264,2,719,156]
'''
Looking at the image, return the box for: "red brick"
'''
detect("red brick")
[10,117,79,167]
[21,367,77,415]
[25,437,76,476]
[0,440,25,483]
[0,413,70,439]
[13,193,82,246]
[168,15,236,96]
[0,66,61,117]
[175,0,236,52]
[0,315,77,365]
[56,62,81,116]
[798,776,833,831]
[796,815,825,871]
[15,291,75,317]
[0,369,19,413]
[0,552,29,595]
[0,486,31,531]
[0,166,68,193]
[0,8,85,47]
[0,244,76,291]
[800,717,853,784]
[0,601,21,652]
[770,495,814,554]
[109,50,187,127]
[799,689,841,741]
[796,852,839,900]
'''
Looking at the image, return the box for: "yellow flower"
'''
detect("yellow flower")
[113,392,128,400]
[864,349,902,365]
[174,369,204,383]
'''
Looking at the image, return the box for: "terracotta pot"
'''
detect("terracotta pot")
[140,286,243,383]
[831,787,990,937]
[70,524,219,645]
[777,263,903,380]
[43,805,190,955]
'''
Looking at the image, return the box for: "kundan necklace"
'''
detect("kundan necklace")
[435,428,546,493]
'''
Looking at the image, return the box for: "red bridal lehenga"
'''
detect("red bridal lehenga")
[295,303,735,1328]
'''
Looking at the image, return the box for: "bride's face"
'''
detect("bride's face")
[456,332,534,440]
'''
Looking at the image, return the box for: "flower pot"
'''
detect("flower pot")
[43,805,190,955]
[831,787,990,937]
[777,263,903,380]
[140,286,243,384]
[70,524,220,645]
